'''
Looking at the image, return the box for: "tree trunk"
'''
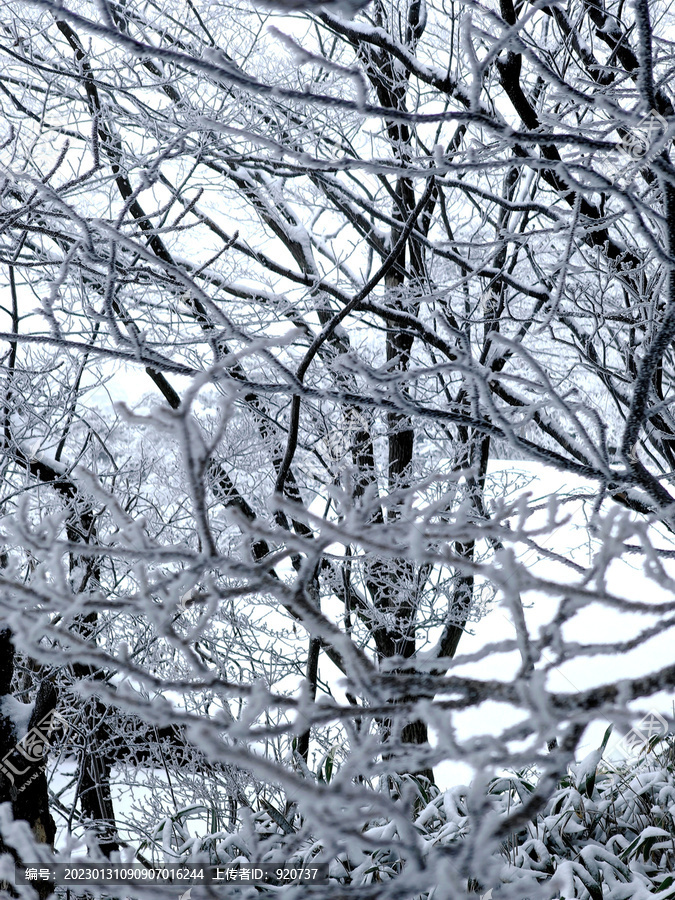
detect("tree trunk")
[0,629,56,899]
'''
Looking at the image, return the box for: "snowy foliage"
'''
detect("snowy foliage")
[1,0,675,895]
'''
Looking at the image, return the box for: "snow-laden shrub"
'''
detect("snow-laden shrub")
[163,733,675,899]
[493,734,675,900]
[486,730,675,898]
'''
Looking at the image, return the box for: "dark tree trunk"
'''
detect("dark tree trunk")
[70,614,120,858]
[0,629,56,899]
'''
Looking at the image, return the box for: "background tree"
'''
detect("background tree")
[1,0,675,896]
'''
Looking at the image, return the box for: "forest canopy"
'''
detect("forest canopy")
[1,0,675,896]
